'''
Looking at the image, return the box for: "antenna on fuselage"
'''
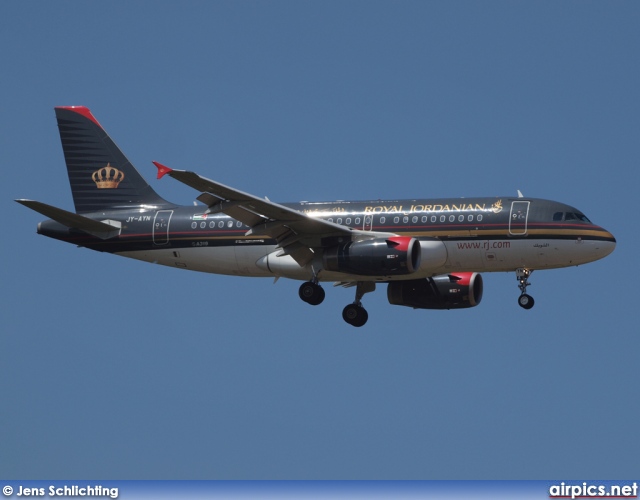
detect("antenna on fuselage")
[517,190,524,198]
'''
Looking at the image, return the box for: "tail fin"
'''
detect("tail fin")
[55,106,172,213]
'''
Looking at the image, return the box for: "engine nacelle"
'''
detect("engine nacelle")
[387,272,483,309]
[323,236,421,276]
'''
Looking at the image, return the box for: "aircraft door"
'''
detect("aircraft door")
[509,201,530,236]
[153,210,173,245]
[363,215,373,231]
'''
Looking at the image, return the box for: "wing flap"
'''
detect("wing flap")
[277,242,315,266]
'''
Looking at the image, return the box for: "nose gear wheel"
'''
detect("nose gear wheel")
[518,293,535,309]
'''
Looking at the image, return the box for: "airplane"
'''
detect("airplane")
[17,106,616,327]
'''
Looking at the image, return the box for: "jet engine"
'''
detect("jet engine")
[387,272,483,309]
[323,236,421,276]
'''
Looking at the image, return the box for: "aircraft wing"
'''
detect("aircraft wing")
[153,162,392,266]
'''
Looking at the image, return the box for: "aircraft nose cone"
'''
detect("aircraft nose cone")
[595,229,616,258]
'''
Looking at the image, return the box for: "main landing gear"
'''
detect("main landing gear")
[342,282,375,328]
[516,268,535,310]
[299,278,375,327]
[299,280,325,306]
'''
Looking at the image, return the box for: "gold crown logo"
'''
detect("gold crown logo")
[92,164,125,189]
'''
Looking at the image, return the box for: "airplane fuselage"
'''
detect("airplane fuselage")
[38,196,615,282]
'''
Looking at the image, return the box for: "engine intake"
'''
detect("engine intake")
[387,272,483,309]
[323,236,421,276]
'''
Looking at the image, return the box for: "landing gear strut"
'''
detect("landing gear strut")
[342,281,375,327]
[516,268,535,310]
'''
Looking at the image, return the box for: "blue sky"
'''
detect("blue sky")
[1,1,638,479]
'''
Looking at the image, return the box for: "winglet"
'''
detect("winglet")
[153,161,173,179]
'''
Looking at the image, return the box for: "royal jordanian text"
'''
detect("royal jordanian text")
[363,201,503,214]
[14,485,118,498]
[549,482,637,499]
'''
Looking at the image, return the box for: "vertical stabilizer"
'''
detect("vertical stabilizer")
[55,106,171,213]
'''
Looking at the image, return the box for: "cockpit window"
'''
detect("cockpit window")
[576,213,591,223]
[553,211,592,223]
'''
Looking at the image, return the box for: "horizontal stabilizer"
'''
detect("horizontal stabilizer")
[15,199,121,240]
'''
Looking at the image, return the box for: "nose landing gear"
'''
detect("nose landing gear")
[516,268,535,309]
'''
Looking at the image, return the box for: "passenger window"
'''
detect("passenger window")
[458,215,464,222]
[403,216,409,223]
[431,216,437,223]
[412,216,418,223]
[346,218,352,225]
[236,221,242,227]
[380,217,386,224]
[355,217,361,224]
[440,215,446,222]
[449,215,455,222]
[218,221,224,228]
[337,218,343,224]
[468,215,473,221]
[422,216,427,223]
[209,222,215,228]
[200,222,206,228]
[477,214,483,222]
[227,221,233,228]
[394,217,399,224]
[191,222,197,229]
